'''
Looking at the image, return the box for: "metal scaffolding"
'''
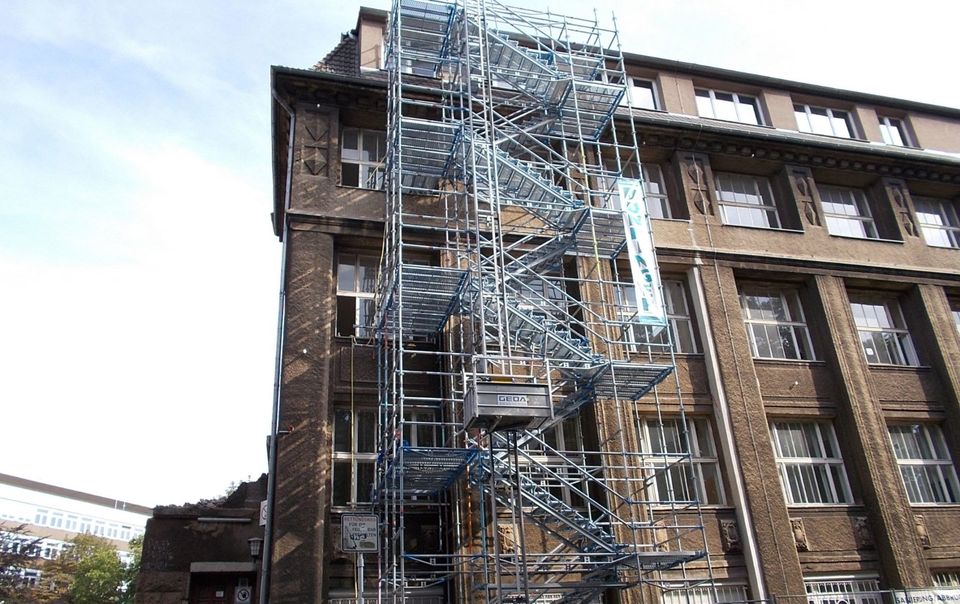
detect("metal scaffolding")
[374,0,715,602]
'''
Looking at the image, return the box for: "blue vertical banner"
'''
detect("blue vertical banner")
[618,178,667,327]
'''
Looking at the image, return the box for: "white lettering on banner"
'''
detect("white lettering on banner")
[618,178,666,328]
[893,590,960,604]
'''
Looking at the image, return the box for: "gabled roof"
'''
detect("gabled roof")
[313,30,359,77]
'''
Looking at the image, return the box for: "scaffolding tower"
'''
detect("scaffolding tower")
[375,0,714,602]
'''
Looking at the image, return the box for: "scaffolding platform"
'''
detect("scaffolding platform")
[399,118,461,191]
[384,446,478,495]
[590,362,673,401]
[576,209,627,258]
[397,0,457,68]
[389,264,468,335]
[551,81,623,141]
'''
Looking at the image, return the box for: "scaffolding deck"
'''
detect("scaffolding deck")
[385,446,478,495]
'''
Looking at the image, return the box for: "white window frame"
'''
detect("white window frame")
[714,172,781,229]
[615,276,698,354]
[913,196,960,249]
[641,417,725,505]
[888,423,960,505]
[695,88,763,125]
[602,162,672,219]
[848,295,918,366]
[621,77,659,110]
[340,128,386,190]
[661,583,749,604]
[952,305,960,338]
[771,421,853,505]
[819,185,878,239]
[934,571,960,587]
[794,104,856,138]
[332,405,378,508]
[805,576,881,604]
[523,416,589,509]
[336,253,378,338]
[740,288,816,360]
[878,116,911,147]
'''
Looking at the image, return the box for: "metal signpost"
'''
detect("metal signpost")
[341,514,378,604]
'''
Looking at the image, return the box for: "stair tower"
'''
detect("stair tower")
[375,0,716,602]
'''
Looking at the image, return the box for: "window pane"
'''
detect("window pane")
[357,410,377,452]
[356,462,375,502]
[342,128,360,157]
[630,80,657,110]
[695,89,713,118]
[337,296,357,336]
[334,408,352,452]
[333,460,351,506]
[341,163,360,187]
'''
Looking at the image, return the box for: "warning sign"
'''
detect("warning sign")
[341,514,378,553]
[235,586,252,603]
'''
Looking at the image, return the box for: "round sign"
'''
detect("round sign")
[236,587,252,603]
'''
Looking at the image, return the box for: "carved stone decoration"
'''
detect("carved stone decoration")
[854,516,874,550]
[881,177,919,238]
[790,518,809,552]
[915,514,931,548]
[300,111,331,177]
[720,519,741,553]
[675,152,712,215]
[498,523,518,554]
[786,166,820,226]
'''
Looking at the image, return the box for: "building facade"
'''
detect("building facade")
[265,3,960,603]
[0,472,150,586]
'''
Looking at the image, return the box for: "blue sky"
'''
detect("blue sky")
[0,0,956,507]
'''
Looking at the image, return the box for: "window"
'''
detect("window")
[525,416,589,508]
[913,196,960,249]
[888,424,959,504]
[878,116,911,146]
[740,289,815,360]
[805,577,881,604]
[49,512,63,529]
[340,128,385,190]
[79,518,92,533]
[714,172,781,229]
[661,583,748,604]
[337,254,378,338]
[623,77,659,110]
[770,421,852,505]
[615,277,698,354]
[794,104,855,138]
[695,88,762,125]
[641,417,725,505]
[65,515,77,531]
[332,405,378,506]
[602,163,672,219]
[34,509,48,526]
[934,571,960,587]
[402,408,438,448]
[819,185,878,239]
[848,296,918,366]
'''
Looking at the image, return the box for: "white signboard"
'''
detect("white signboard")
[341,514,379,553]
[894,590,960,604]
[259,500,267,527]
[618,178,666,327]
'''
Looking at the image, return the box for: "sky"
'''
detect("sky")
[0,0,957,508]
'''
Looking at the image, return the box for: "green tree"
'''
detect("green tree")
[56,534,125,604]
[118,536,142,604]
[0,523,44,601]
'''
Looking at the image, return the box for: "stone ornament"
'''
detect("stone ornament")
[790,518,809,552]
[301,112,331,177]
[915,514,931,548]
[854,516,873,550]
[720,519,741,553]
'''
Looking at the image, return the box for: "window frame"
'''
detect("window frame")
[888,423,960,505]
[913,196,960,249]
[878,115,911,147]
[641,416,726,506]
[848,295,919,366]
[336,253,379,338]
[340,127,386,190]
[522,416,590,509]
[695,88,764,125]
[770,421,853,506]
[714,172,782,229]
[601,162,673,219]
[818,185,878,240]
[331,404,379,508]
[622,77,659,111]
[804,576,881,604]
[740,288,816,361]
[614,274,699,354]
[660,582,749,604]
[794,103,856,138]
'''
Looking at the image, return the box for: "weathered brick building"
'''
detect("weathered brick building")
[262,2,960,603]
